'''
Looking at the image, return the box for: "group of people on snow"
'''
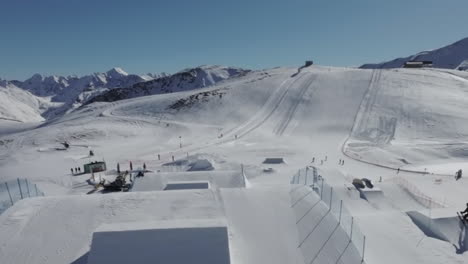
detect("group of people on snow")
[71,167,81,175]
[311,156,345,166]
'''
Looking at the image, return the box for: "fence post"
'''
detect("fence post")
[329,187,333,210]
[339,200,343,223]
[35,184,38,196]
[350,217,354,241]
[5,182,13,206]
[320,179,324,199]
[305,167,308,185]
[17,178,24,199]
[361,236,366,263]
[26,179,31,198]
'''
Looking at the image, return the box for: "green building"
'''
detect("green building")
[83,161,107,173]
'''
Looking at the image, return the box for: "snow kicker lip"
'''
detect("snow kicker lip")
[407,211,468,254]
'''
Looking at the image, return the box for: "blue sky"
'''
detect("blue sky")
[1,0,467,80]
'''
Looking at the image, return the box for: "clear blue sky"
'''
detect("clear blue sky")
[1,0,468,80]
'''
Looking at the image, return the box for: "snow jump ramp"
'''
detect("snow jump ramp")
[87,219,231,264]
[407,210,468,254]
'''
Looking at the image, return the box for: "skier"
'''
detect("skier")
[342,160,344,166]
[339,159,342,165]
[89,150,94,156]
[117,163,120,174]
[70,168,74,175]
[460,203,468,221]
[78,167,81,173]
[130,161,133,171]
[74,167,78,173]
[455,169,462,181]
[143,163,147,171]
[158,154,161,160]
[312,157,315,163]
[397,168,400,174]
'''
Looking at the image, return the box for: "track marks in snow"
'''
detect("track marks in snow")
[349,70,395,144]
[273,74,316,136]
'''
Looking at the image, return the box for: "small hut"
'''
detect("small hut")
[84,161,107,173]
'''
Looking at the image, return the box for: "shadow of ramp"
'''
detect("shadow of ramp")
[407,211,468,254]
[87,220,231,264]
[70,252,88,264]
[263,158,285,164]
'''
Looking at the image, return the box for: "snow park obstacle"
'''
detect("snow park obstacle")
[87,220,231,264]
[407,210,468,254]
[164,181,210,191]
[263,158,285,164]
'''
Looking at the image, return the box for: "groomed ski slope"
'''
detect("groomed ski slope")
[1,65,468,263]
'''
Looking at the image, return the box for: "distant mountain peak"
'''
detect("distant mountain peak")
[106,67,128,78]
[87,65,251,104]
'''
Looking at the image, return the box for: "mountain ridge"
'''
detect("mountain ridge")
[360,37,468,70]
[0,65,250,122]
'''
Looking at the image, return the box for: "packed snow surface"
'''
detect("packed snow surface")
[1,65,468,263]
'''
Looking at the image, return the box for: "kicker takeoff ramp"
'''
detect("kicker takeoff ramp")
[407,210,468,254]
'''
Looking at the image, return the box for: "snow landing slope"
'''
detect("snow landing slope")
[361,37,468,69]
[344,68,468,168]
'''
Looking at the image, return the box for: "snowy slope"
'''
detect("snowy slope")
[0,81,55,122]
[344,68,468,168]
[1,65,468,264]
[361,37,468,69]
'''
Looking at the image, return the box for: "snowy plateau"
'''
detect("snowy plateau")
[1,38,468,264]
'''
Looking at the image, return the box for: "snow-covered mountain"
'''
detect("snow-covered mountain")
[5,67,152,119]
[361,37,468,69]
[87,65,250,104]
[19,67,149,102]
[0,66,249,122]
[0,80,56,122]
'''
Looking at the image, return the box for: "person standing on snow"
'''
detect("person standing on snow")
[455,169,462,181]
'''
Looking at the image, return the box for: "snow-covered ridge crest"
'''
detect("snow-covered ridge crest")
[86,65,251,104]
[361,37,468,69]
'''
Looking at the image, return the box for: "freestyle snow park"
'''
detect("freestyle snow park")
[2,36,468,264]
